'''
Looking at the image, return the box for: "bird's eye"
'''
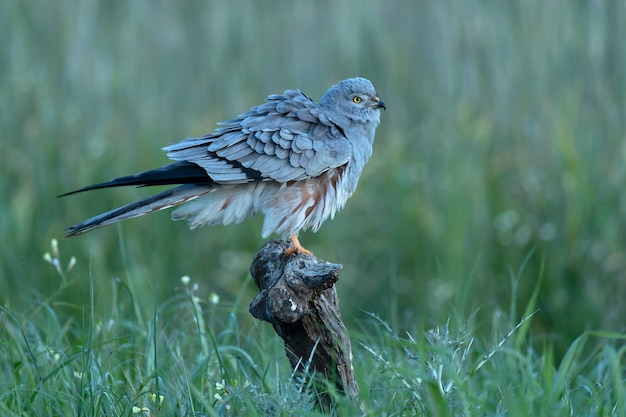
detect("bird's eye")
[352,96,362,104]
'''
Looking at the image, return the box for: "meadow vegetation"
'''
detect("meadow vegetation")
[1,1,625,415]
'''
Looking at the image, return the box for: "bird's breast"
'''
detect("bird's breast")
[260,166,352,237]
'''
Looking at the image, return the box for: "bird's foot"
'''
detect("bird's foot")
[284,234,313,257]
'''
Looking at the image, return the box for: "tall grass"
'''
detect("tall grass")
[1,240,624,415]
[1,0,625,374]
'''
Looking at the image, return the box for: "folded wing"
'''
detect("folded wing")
[164,89,352,184]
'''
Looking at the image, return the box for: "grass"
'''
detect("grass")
[2,0,626,414]
[1,240,624,416]
[3,0,626,348]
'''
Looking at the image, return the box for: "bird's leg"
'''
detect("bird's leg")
[284,234,313,257]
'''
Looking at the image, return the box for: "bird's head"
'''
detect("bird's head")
[320,77,385,124]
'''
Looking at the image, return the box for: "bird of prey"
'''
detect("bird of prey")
[62,77,385,255]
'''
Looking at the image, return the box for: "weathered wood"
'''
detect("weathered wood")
[249,240,359,404]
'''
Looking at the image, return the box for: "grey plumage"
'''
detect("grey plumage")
[63,77,385,241]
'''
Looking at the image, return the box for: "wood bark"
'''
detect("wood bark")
[249,240,359,404]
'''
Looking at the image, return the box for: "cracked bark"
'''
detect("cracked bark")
[249,240,359,406]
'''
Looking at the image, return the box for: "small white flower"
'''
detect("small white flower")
[67,256,77,271]
[181,275,191,285]
[209,292,220,305]
[149,393,165,406]
[51,238,59,257]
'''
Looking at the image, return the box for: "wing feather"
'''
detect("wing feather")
[274,146,290,160]
[164,89,352,184]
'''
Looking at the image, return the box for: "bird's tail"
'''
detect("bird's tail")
[65,184,212,237]
[59,161,212,197]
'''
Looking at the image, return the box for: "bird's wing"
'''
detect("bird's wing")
[164,89,353,184]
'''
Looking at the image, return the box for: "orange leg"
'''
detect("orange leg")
[284,234,313,257]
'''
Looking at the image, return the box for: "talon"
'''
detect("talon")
[284,234,313,257]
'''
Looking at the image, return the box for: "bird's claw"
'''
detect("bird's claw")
[284,235,313,257]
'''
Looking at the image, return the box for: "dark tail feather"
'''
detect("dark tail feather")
[65,184,211,237]
[59,161,212,197]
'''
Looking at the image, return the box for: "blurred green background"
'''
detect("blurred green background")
[2,0,625,352]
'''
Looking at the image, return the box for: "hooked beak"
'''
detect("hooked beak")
[373,95,386,110]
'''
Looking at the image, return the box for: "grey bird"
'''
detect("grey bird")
[62,77,385,255]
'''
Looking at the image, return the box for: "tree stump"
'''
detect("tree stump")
[249,240,359,404]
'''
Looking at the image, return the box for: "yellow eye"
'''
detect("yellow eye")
[352,96,362,103]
